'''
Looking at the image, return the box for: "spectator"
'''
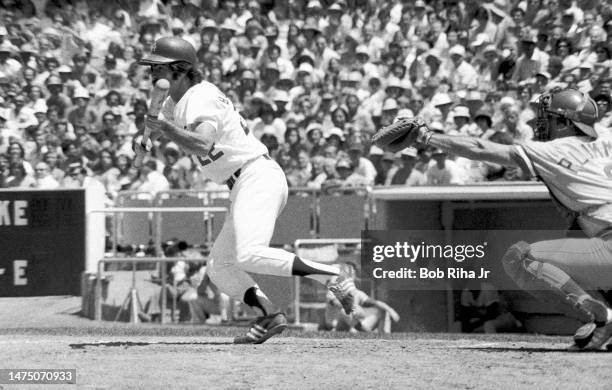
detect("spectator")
[496,105,534,142]
[447,45,478,91]
[137,159,170,195]
[322,158,368,193]
[375,152,397,186]
[5,162,35,188]
[8,93,37,133]
[43,151,65,183]
[287,149,311,187]
[7,142,33,175]
[45,75,71,119]
[283,121,305,161]
[306,155,327,189]
[0,43,22,80]
[94,149,120,196]
[511,30,542,84]
[594,93,612,133]
[346,141,377,185]
[305,122,325,157]
[32,161,60,189]
[251,101,285,141]
[0,153,10,187]
[426,148,464,185]
[390,147,427,186]
[67,87,97,129]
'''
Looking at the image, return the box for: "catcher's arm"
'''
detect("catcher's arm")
[426,133,519,167]
[372,117,520,167]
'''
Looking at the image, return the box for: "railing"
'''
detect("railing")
[90,206,227,324]
[95,256,207,324]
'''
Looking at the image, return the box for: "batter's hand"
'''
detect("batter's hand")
[144,116,166,138]
[132,135,153,154]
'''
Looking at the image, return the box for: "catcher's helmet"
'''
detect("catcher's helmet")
[139,37,197,66]
[535,89,599,140]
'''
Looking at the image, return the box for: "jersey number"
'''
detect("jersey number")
[196,144,224,167]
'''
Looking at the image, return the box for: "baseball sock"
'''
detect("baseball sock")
[243,286,275,316]
[291,256,340,285]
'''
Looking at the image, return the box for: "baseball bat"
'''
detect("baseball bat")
[133,78,170,168]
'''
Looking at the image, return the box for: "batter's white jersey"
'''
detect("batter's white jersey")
[513,135,612,236]
[160,81,268,183]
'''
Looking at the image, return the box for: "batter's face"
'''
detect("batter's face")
[150,63,190,101]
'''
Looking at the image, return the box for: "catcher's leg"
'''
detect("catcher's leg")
[502,239,612,348]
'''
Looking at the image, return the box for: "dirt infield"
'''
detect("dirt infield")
[0,297,611,389]
[2,328,612,389]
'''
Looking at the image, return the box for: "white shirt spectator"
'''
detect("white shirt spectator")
[449,61,479,91]
[426,158,464,185]
[138,169,170,195]
[354,157,377,185]
[0,58,22,80]
[34,174,60,189]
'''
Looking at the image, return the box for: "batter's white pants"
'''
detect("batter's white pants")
[206,156,295,300]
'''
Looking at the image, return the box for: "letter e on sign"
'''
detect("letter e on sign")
[14,260,27,286]
[14,200,28,226]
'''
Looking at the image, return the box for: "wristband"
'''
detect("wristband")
[417,129,434,145]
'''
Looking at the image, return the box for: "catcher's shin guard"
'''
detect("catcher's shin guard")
[501,241,603,323]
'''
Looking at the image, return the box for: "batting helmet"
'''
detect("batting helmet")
[536,89,599,140]
[139,37,197,66]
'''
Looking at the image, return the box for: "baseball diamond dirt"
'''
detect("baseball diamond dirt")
[0,297,611,389]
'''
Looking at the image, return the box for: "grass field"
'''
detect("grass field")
[1,297,611,390]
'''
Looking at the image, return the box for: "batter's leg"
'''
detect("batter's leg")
[206,212,278,316]
[231,163,342,285]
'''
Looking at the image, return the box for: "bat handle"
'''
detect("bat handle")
[133,130,151,168]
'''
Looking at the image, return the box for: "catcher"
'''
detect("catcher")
[372,89,612,350]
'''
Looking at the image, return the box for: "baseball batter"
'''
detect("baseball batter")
[137,37,357,343]
[380,89,612,350]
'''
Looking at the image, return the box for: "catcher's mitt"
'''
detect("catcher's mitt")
[371,117,428,153]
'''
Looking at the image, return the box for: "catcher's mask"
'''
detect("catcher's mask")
[535,89,598,141]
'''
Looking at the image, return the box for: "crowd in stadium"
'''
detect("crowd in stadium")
[0,0,611,199]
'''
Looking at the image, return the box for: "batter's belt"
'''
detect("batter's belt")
[225,153,272,190]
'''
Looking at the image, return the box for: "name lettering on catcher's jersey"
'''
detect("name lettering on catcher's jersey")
[513,135,612,236]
